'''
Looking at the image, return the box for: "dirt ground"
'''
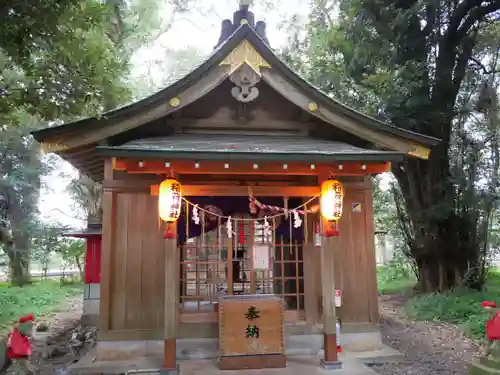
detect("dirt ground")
[18,294,483,375]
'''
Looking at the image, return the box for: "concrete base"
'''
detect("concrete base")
[95,330,384,360]
[159,365,180,375]
[69,350,402,375]
[81,314,99,327]
[320,359,343,370]
[82,283,100,327]
[126,368,180,375]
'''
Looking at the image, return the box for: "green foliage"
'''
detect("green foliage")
[0,280,82,335]
[0,0,133,286]
[282,0,500,291]
[56,238,86,280]
[377,256,417,294]
[407,270,500,340]
[0,1,131,120]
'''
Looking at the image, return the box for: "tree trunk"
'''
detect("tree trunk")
[394,142,479,292]
[5,243,30,286]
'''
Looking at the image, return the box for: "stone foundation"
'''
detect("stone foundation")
[95,325,383,361]
[82,283,100,326]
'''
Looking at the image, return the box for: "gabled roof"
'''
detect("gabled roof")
[98,134,405,162]
[31,17,439,181]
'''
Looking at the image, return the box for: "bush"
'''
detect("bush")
[377,252,417,294]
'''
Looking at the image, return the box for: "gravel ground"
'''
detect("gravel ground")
[375,294,482,375]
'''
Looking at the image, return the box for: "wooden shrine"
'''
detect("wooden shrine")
[31,1,439,373]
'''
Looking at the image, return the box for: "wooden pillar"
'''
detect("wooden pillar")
[303,209,319,326]
[320,218,342,369]
[99,158,116,331]
[163,222,179,374]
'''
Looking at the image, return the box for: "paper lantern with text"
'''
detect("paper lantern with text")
[320,179,344,221]
[158,178,182,222]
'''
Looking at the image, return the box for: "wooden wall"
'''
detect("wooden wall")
[99,180,379,334]
[304,181,379,326]
[335,182,379,323]
[105,192,167,330]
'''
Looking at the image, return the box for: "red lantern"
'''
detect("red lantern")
[158,179,182,222]
[320,180,344,221]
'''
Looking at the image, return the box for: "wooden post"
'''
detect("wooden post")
[99,158,116,331]
[163,222,179,374]
[303,206,319,326]
[320,218,342,369]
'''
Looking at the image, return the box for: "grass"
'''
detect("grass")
[0,279,82,336]
[377,263,500,341]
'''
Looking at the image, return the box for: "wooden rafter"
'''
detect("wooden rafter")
[113,158,391,176]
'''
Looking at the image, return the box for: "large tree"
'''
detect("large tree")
[0,0,130,285]
[284,0,500,291]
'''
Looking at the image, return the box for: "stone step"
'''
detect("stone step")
[468,361,500,375]
[176,334,323,360]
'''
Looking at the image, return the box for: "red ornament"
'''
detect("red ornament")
[163,223,176,239]
[324,229,340,237]
[163,231,175,239]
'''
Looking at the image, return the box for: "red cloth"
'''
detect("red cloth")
[486,312,500,341]
[6,329,32,359]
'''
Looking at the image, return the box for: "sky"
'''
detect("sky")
[38,0,389,228]
[39,0,310,228]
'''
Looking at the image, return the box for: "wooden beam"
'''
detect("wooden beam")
[151,184,320,197]
[114,159,391,176]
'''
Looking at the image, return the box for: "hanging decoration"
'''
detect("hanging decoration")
[248,187,257,215]
[158,178,182,222]
[249,196,318,216]
[226,216,233,238]
[283,197,289,219]
[263,216,272,242]
[293,210,302,228]
[320,179,344,222]
[192,205,200,225]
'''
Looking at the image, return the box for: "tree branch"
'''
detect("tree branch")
[452,32,478,95]
[455,2,500,41]
[469,56,500,74]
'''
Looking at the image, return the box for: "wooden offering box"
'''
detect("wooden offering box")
[218,294,285,370]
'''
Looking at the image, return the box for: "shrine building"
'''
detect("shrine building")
[32,2,438,373]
